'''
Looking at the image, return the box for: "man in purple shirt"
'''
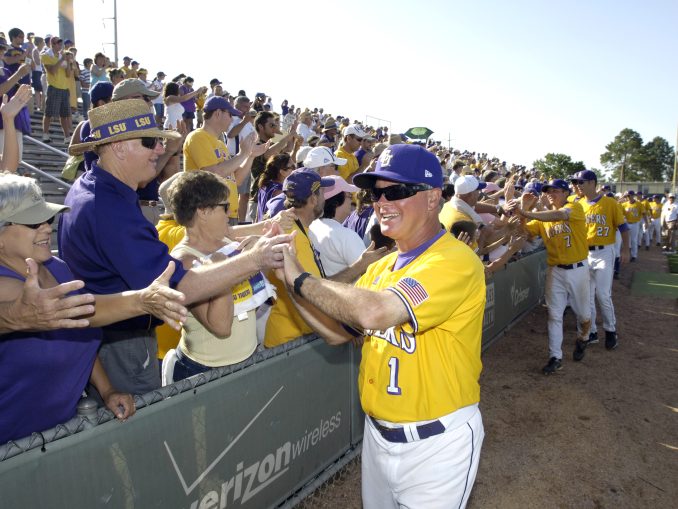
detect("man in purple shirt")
[60,99,292,396]
[179,76,197,131]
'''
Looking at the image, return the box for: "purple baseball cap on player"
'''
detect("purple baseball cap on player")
[352,144,443,189]
[542,179,570,192]
[570,170,598,182]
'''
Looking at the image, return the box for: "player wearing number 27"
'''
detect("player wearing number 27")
[570,170,628,350]
[277,144,486,508]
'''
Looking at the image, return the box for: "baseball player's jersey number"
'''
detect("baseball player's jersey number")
[386,357,402,395]
[596,226,610,237]
[564,235,571,247]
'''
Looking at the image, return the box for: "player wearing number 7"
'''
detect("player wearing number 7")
[276,144,486,509]
[570,170,629,350]
[509,179,591,374]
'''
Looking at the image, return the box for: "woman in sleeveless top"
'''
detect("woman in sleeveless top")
[256,153,295,222]
[166,171,258,382]
[0,174,187,443]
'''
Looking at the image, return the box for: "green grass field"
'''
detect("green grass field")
[631,271,678,298]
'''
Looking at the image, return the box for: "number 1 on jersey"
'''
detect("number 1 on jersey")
[387,357,402,395]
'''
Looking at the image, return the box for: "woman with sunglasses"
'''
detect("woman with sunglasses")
[256,153,295,222]
[164,171,269,383]
[0,173,188,444]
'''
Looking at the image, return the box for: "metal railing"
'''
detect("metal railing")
[18,160,71,189]
[20,135,72,189]
[24,135,69,159]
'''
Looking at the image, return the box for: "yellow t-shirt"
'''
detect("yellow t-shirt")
[40,53,70,90]
[622,201,643,224]
[525,201,588,266]
[580,195,627,246]
[336,146,359,181]
[155,217,186,359]
[183,128,239,219]
[356,232,485,422]
[264,221,323,348]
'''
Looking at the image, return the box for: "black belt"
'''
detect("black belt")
[588,245,606,251]
[139,200,159,207]
[556,261,585,270]
[369,416,445,443]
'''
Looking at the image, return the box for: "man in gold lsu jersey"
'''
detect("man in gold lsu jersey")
[511,178,591,374]
[275,144,486,509]
[570,170,628,350]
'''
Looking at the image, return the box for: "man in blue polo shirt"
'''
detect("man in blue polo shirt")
[59,99,292,396]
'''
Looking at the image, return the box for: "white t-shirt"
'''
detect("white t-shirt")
[226,117,255,157]
[296,123,314,144]
[309,218,365,277]
[150,79,164,104]
[164,102,184,129]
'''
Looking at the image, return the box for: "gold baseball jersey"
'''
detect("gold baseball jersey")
[355,232,485,423]
[580,195,627,246]
[622,201,643,224]
[525,201,588,266]
[649,202,662,219]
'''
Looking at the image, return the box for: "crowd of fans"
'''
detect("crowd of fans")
[1,24,677,446]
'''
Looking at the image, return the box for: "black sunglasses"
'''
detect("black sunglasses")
[216,202,230,214]
[8,216,56,229]
[570,179,588,185]
[140,137,161,150]
[370,184,433,202]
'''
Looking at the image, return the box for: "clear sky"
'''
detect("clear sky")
[5,0,678,172]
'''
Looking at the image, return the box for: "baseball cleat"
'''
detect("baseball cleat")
[588,331,599,344]
[573,339,587,362]
[542,357,562,375]
[605,331,618,350]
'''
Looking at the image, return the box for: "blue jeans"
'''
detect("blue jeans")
[172,348,212,382]
[81,91,91,118]
[154,103,164,118]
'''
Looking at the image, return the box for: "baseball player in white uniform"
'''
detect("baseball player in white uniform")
[274,144,486,508]
[570,171,629,350]
[511,179,591,374]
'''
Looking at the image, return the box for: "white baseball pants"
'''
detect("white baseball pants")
[588,245,616,334]
[362,406,484,509]
[545,262,591,360]
[627,222,640,258]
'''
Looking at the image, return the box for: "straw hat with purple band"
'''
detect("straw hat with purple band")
[68,99,181,156]
[283,169,334,201]
[0,177,69,225]
[352,144,443,189]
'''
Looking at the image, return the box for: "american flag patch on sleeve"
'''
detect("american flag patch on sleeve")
[395,277,429,306]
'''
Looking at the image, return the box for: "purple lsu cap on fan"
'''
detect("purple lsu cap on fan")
[352,144,443,189]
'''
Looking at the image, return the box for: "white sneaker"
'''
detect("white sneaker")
[42,133,51,143]
[64,135,71,145]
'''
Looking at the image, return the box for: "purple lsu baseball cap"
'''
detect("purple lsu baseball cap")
[352,144,443,189]
[571,170,597,182]
[283,168,334,201]
[203,96,242,117]
[542,179,570,193]
[524,181,543,196]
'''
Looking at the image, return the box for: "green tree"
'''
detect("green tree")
[638,136,674,181]
[533,153,587,180]
[600,129,644,181]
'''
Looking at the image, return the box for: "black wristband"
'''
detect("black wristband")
[293,272,312,296]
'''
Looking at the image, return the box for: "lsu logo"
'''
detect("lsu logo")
[379,149,393,167]
[135,116,152,128]
[107,122,128,136]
